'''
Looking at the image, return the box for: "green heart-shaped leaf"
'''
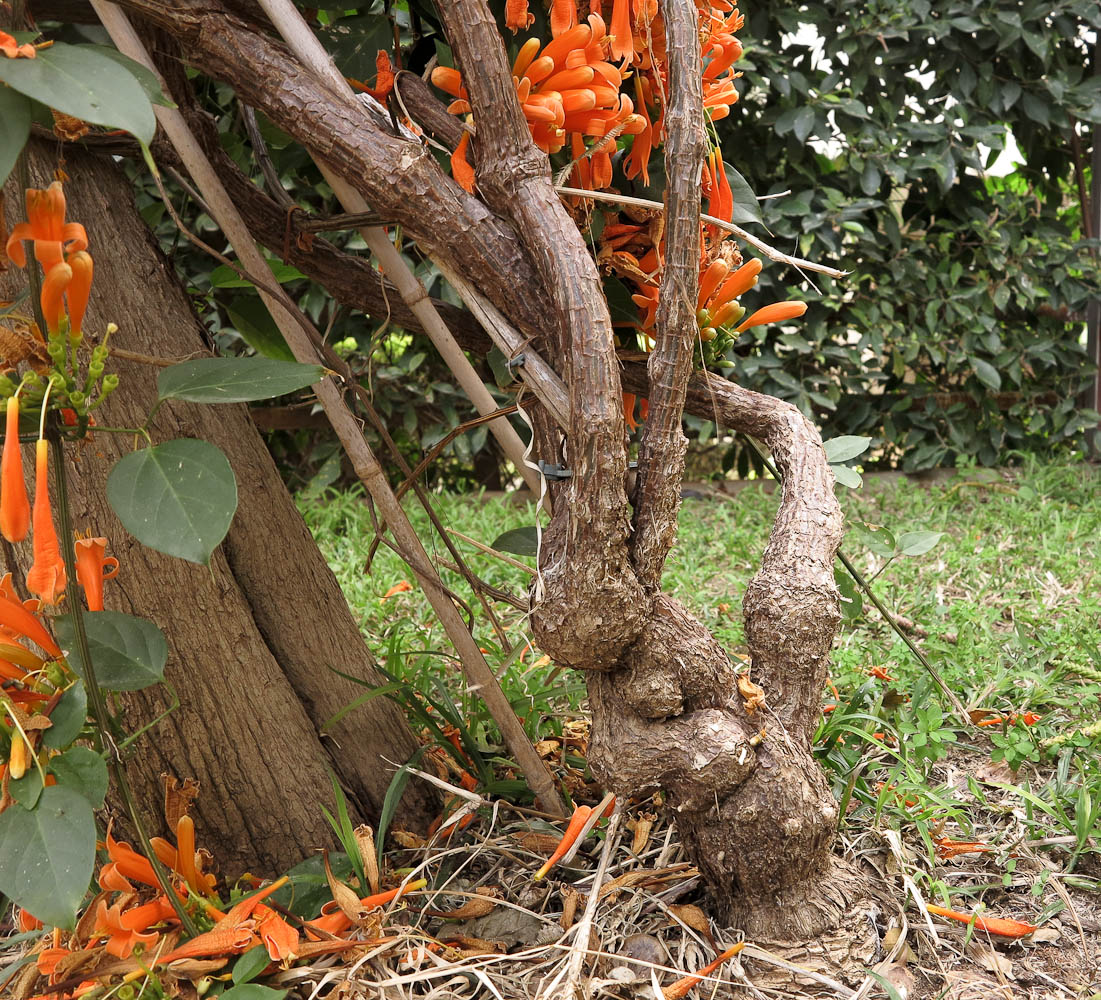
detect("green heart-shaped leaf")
[107,439,237,564]
[0,786,95,929]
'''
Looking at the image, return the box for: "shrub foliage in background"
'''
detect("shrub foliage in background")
[727,0,1101,470]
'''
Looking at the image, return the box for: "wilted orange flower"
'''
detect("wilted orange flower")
[0,29,36,59]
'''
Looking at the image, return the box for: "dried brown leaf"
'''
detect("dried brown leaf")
[667,904,716,951]
[353,824,380,894]
[737,673,766,714]
[162,774,201,832]
[322,849,365,921]
[0,320,50,374]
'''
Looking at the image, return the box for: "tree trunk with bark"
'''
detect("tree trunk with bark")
[28,0,879,936]
[1,140,436,875]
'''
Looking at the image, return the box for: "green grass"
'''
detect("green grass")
[299,457,1101,868]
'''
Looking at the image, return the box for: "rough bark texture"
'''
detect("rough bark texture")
[66,0,866,934]
[436,0,646,673]
[630,0,706,587]
[1,140,435,874]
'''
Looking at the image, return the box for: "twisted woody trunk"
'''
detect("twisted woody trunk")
[70,0,864,933]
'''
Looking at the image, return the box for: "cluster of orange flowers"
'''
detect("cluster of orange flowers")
[24,807,428,1000]
[7,181,94,338]
[433,0,745,203]
[1,183,112,610]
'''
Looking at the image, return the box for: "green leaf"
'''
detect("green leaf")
[0,86,32,187]
[0,786,95,929]
[835,568,863,619]
[725,164,764,225]
[792,106,816,143]
[158,358,324,404]
[9,768,44,809]
[232,945,273,985]
[824,435,872,463]
[897,530,944,557]
[49,747,108,808]
[55,611,168,692]
[268,852,355,919]
[225,297,295,362]
[42,682,86,749]
[73,45,175,107]
[0,43,155,144]
[209,260,305,288]
[831,464,863,489]
[107,439,237,564]
[219,986,287,1000]
[491,526,539,557]
[970,357,1002,392]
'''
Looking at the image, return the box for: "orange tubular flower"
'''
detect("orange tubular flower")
[0,575,61,658]
[1,398,30,543]
[550,0,578,36]
[505,0,535,32]
[0,30,37,59]
[735,300,808,333]
[95,896,177,958]
[65,250,94,336]
[26,439,66,606]
[351,50,395,101]
[623,392,638,432]
[40,260,73,333]
[74,535,119,612]
[5,181,88,275]
[925,903,1038,939]
[450,131,476,194]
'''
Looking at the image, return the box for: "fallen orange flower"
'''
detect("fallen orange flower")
[534,803,593,881]
[255,903,300,962]
[1,397,30,544]
[303,879,428,939]
[26,439,67,605]
[925,903,1038,939]
[934,837,991,860]
[381,580,413,600]
[94,895,177,958]
[663,942,745,999]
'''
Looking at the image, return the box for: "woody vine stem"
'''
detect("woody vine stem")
[50,435,199,936]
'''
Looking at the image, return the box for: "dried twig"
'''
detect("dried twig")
[554,185,848,279]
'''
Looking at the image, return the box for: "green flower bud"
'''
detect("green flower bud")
[102,374,120,394]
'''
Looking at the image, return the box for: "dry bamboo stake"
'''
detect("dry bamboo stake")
[255,0,542,497]
[434,259,570,429]
[90,1,566,818]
